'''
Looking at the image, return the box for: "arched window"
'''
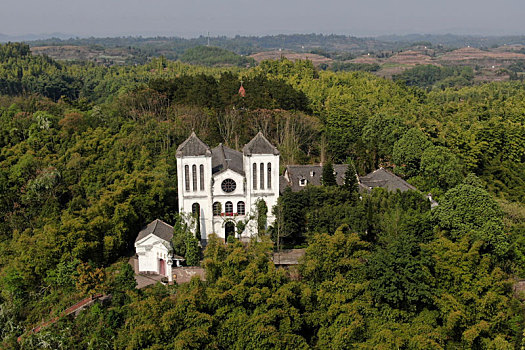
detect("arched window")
[237,201,245,215]
[192,203,200,216]
[252,163,257,190]
[184,165,190,191]
[260,163,265,190]
[225,201,233,214]
[199,164,204,191]
[192,165,197,191]
[213,202,221,216]
[267,162,272,189]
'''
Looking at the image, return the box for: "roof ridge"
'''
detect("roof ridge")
[153,219,159,234]
[156,218,173,228]
[176,132,211,157]
[243,132,279,155]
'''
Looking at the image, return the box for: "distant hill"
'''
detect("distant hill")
[25,34,402,58]
[377,34,525,48]
[180,46,255,67]
[0,32,73,43]
[249,50,332,66]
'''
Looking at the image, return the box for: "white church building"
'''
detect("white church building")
[135,131,280,280]
[176,131,280,242]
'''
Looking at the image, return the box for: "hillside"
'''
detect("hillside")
[0,42,524,348]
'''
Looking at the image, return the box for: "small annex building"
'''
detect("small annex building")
[134,219,185,282]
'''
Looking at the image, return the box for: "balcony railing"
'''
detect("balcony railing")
[216,212,245,217]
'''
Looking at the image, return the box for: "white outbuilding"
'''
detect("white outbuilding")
[134,219,183,282]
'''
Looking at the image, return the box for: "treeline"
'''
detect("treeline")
[393,64,474,90]
[27,33,403,58]
[179,46,256,67]
[148,72,310,112]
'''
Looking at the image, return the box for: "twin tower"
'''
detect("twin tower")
[176,132,280,242]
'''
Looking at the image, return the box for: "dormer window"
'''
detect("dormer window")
[310,171,315,177]
[299,178,307,186]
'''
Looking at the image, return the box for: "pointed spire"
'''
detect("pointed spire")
[243,132,279,155]
[176,132,211,157]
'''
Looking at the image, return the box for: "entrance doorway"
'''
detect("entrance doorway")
[159,259,165,275]
[225,221,235,242]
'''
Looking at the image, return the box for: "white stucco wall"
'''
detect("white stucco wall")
[135,235,171,275]
[176,143,280,242]
[243,153,280,228]
[177,154,214,238]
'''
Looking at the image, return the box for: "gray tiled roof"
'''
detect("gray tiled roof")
[243,132,280,156]
[284,164,348,192]
[176,132,211,157]
[211,144,245,175]
[135,219,174,243]
[279,175,290,195]
[359,167,417,192]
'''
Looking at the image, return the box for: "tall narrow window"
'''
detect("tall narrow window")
[184,165,190,191]
[213,202,221,216]
[192,203,200,216]
[237,201,245,215]
[267,162,272,189]
[199,164,204,191]
[252,163,257,190]
[225,201,233,214]
[192,165,197,192]
[260,163,265,190]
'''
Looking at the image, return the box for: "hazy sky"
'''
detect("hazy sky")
[1,0,524,37]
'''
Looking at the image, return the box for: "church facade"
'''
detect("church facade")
[176,132,280,242]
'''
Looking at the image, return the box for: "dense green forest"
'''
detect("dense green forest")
[0,42,524,348]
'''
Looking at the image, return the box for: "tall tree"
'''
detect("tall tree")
[322,161,337,186]
[343,158,359,194]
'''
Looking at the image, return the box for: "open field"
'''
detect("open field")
[249,50,332,66]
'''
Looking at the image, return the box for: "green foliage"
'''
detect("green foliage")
[434,184,510,258]
[393,128,433,177]
[256,199,268,236]
[419,145,464,192]
[321,161,337,186]
[330,62,381,72]
[343,158,359,194]
[434,184,503,236]
[180,46,256,67]
[112,261,137,292]
[367,232,434,311]
[362,113,408,165]
[463,172,485,188]
[394,64,474,90]
[172,214,201,265]
[185,237,201,266]
[149,72,310,112]
[300,225,370,285]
